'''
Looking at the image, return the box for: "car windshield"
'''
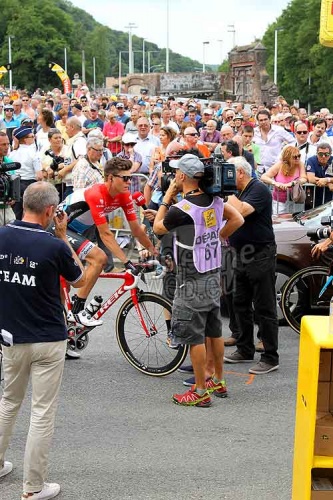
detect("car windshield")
[295,203,332,229]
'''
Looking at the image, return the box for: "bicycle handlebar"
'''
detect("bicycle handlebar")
[138,259,166,280]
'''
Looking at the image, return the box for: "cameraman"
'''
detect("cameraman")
[0,132,15,226]
[153,154,244,407]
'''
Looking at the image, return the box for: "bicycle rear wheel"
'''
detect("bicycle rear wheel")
[116,292,188,376]
[280,266,330,334]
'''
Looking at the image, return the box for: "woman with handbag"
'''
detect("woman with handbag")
[261,145,307,215]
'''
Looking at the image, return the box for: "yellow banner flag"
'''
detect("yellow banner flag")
[49,62,71,94]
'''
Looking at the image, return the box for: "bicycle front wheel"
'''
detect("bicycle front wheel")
[116,292,188,376]
[280,266,330,334]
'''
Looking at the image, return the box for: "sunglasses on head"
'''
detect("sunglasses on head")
[113,174,132,182]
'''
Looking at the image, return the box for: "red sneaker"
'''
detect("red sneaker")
[206,378,228,398]
[172,386,212,407]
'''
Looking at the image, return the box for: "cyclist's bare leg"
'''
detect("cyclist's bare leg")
[76,246,107,301]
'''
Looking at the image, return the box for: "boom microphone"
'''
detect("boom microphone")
[132,191,147,210]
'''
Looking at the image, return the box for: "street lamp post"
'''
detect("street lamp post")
[143,39,146,73]
[82,50,86,83]
[202,41,209,73]
[166,0,170,73]
[93,57,96,91]
[64,47,68,74]
[125,23,137,74]
[217,39,223,63]
[227,24,236,48]
[274,27,284,86]
[8,36,14,90]
[147,51,160,73]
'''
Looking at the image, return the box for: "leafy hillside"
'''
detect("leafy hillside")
[262,0,332,109]
[0,0,203,90]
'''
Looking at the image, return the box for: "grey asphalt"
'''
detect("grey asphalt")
[1,277,299,500]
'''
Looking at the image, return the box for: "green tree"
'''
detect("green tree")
[262,0,333,109]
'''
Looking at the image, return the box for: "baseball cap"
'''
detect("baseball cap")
[13,126,33,140]
[73,103,82,111]
[169,154,205,178]
[203,108,213,115]
[116,102,124,108]
[122,133,137,144]
[4,104,14,111]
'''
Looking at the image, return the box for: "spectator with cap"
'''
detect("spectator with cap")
[233,114,244,135]
[72,103,85,126]
[198,108,215,132]
[115,103,130,126]
[3,104,20,144]
[9,126,43,219]
[117,133,142,194]
[103,111,124,156]
[82,105,104,135]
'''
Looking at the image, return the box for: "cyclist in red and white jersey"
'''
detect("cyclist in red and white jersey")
[57,157,158,325]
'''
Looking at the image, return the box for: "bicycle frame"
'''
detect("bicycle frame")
[63,269,159,338]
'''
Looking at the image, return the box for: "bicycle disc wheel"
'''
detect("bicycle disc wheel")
[116,292,188,376]
[281,266,330,334]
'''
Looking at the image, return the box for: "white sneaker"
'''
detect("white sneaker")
[0,460,13,478]
[74,310,103,327]
[21,482,60,500]
[66,349,81,359]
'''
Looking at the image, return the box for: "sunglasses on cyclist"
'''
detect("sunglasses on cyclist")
[113,174,132,182]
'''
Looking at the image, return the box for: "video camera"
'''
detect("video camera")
[44,150,65,172]
[0,161,21,204]
[160,153,237,198]
[307,203,333,241]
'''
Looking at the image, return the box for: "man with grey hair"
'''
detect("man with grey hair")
[0,181,86,499]
[72,137,104,190]
[59,117,87,197]
[224,156,279,375]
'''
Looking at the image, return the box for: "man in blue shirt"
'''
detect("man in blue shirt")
[0,182,85,499]
[306,142,333,207]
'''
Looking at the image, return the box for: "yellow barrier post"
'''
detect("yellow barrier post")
[292,316,333,499]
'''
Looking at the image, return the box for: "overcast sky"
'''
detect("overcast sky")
[71,0,290,64]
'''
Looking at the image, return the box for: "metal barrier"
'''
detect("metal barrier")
[108,173,149,244]
[271,183,333,215]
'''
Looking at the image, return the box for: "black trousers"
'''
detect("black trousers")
[13,179,36,220]
[233,244,279,366]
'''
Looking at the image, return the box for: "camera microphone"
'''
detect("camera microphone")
[132,191,147,210]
